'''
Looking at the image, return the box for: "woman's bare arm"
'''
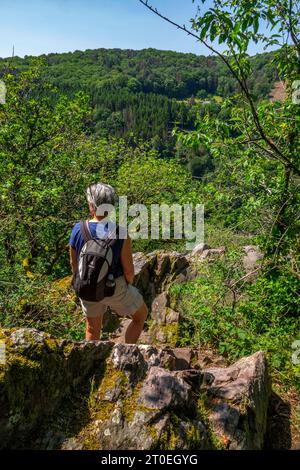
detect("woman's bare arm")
[70,246,78,274]
[121,238,135,284]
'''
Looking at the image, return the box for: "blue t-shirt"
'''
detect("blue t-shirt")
[69,221,125,278]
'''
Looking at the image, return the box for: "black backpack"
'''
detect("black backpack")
[72,220,117,302]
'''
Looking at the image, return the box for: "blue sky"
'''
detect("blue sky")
[0,0,272,58]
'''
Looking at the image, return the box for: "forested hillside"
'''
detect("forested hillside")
[0,48,277,157]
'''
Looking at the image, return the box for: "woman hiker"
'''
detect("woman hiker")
[69,183,148,343]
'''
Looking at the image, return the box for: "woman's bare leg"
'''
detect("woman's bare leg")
[86,316,103,341]
[125,302,148,344]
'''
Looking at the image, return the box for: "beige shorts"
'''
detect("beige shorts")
[79,275,144,319]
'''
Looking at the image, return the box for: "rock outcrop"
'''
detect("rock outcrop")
[0,244,271,450]
[0,328,271,450]
[201,351,270,449]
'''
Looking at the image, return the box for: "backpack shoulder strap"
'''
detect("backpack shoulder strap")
[106,224,119,248]
[80,220,93,243]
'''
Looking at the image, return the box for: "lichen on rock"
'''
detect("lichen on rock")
[0,328,113,449]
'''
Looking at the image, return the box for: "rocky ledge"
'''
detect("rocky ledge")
[0,328,270,450]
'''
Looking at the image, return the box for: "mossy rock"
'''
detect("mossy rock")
[0,328,113,449]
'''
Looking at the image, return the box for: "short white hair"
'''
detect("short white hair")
[86,183,116,210]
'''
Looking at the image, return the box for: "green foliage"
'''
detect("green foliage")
[0,275,84,341]
[115,151,201,252]
[0,61,92,278]
[116,154,196,205]
[171,254,300,390]
[176,0,300,305]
